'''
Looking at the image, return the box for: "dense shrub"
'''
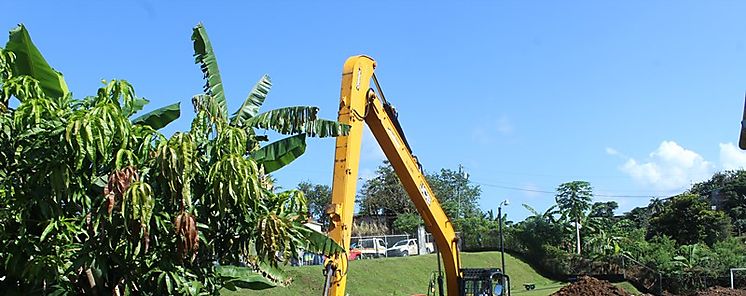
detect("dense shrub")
[393,213,423,235]
[648,194,732,246]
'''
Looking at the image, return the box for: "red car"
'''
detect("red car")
[348,245,363,260]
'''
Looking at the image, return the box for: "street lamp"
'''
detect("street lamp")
[498,200,509,280]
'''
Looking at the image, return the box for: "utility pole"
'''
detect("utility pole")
[456,164,470,219]
[498,200,509,296]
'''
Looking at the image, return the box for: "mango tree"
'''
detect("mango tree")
[0,24,345,296]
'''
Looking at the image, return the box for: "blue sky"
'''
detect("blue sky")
[6,1,746,221]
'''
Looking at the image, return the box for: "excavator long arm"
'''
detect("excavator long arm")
[324,55,462,296]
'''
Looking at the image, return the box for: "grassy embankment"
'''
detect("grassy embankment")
[223,251,642,296]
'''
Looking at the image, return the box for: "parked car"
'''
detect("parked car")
[348,244,363,260]
[424,241,434,254]
[386,239,419,257]
[354,238,387,258]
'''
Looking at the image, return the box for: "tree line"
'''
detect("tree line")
[509,174,745,294]
[298,160,482,236]
[298,160,746,294]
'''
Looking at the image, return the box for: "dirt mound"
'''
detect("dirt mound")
[694,287,746,296]
[550,276,632,296]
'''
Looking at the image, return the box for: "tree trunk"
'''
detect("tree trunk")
[575,218,581,255]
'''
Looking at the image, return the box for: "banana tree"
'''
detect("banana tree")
[671,244,718,289]
[672,244,711,273]
[522,203,560,224]
[186,23,347,286]
[585,229,623,257]
[191,23,348,174]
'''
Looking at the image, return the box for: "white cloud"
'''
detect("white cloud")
[720,142,746,171]
[619,141,714,191]
[605,147,618,156]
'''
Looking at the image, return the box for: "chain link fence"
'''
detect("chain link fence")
[350,233,437,258]
[292,232,440,266]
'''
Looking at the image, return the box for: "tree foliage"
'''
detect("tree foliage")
[508,176,745,294]
[427,167,481,219]
[357,161,414,216]
[555,181,594,222]
[648,194,731,246]
[0,23,345,295]
[508,206,567,268]
[589,201,618,218]
[555,181,594,254]
[690,170,746,235]
[357,161,481,221]
[191,23,349,175]
[393,213,423,235]
[297,181,332,228]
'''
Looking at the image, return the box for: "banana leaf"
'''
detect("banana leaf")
[5,24,69,99]
[231,74,271,126]
[131,102,180,130]
[192,23,227,120]
[301,225,345,256]
[122,97,149,118]
[217,265,280,291]
[251,134,306,174]
[245,106,350,137]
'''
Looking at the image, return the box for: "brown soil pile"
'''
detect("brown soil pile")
[550,276,632,296]
[694,287,746,296]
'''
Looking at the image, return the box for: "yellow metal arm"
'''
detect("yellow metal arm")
[324,55,462,296]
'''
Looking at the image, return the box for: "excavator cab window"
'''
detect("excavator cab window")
[492,284,504,296]
[491,273,505,296]
[459,268,508,296]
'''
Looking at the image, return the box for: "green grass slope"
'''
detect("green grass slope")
[222,251,640,296]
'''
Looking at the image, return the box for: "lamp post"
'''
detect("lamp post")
[498,200,509,276]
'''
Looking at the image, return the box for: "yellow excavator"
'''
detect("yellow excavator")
[322,55,510,296]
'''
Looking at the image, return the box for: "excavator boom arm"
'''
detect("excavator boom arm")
[325,55,462,296]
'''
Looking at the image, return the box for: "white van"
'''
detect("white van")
[353,238,387,258]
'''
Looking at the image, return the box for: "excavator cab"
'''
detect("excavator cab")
[459,268,509,296]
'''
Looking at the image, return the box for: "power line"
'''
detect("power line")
[282,167,688,199]
[471,180,683,199]
[470,169,632,180]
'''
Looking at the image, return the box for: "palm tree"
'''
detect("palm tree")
[555,181,593,254]
[648,197,665,215]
